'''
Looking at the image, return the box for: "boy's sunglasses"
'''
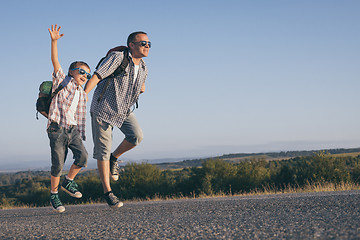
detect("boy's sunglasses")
[71,68,91,80]
[133,41,151,48]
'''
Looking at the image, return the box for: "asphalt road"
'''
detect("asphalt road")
[1,190,359,239]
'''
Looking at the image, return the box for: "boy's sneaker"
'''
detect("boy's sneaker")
[61,178,82,198]
[50,193,65,213]
[104,192,123,208]
[110,159,119,181]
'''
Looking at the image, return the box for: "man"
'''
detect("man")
[85,32,150,208]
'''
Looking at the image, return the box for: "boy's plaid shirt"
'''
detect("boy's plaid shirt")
[47,68,87,141]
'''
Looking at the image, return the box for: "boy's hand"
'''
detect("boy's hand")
[49,24,63,74]
[48,24,64,41]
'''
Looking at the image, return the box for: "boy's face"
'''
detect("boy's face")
[70,65,91,86]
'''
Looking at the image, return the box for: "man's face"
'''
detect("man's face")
[130,34,150,58]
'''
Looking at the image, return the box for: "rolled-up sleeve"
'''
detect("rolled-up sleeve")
[95,51,123,80]
[52,67,66,92]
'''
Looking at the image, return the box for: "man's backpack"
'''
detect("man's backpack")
[96,46,130,102]
[36,76,71,119]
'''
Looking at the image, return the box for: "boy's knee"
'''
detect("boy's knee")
[75,151,88,168]
[51,164,63,177]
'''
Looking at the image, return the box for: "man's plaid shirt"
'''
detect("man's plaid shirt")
[90,51,148,129]
[47,68,87,141]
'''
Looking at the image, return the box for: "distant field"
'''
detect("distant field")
[331,152,360,157]
[155,148,360,169]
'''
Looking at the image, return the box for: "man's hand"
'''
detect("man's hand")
[140,82,145,94]
[48,24,64,41]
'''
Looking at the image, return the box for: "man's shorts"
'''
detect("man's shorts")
[91,112,143,161]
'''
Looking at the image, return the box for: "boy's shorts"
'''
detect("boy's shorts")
[91,112,143,161]
[47,122,88,177]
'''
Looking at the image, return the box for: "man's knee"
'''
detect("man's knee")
[126,129,143,146]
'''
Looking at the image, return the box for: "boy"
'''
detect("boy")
[47,24,90,213]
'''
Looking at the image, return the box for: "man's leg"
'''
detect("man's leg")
[112,112,143,158]
[110,113,143,181]
[112,139,136,158]
[110,140,135,181]
[98,159,123,208]
[97,160,111,193]
[90,113,122,209]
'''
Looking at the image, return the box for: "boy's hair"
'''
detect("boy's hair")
[127,31,147,47]
[68,61,90,76]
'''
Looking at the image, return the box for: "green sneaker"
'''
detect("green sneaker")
[61,178,82,198]
[50,193,65,213]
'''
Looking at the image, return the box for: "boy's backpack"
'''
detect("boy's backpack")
[96,46,130,102]
[36,76,71,119]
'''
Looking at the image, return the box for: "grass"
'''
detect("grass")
[129,181,360,202]
[1,181,359,209]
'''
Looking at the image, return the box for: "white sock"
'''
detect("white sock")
[66,176,73,181]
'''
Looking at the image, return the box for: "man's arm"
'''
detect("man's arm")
[48,24,64,74]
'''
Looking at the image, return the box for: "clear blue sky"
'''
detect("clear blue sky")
[0,0,359,170]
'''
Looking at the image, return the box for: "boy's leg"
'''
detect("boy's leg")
[67,164,82,180]
[62,126,88,198]
[50,176,65,213]
[51,176,61,193]
[47,122,67,212]
[61,163,83,198]
[48,122,67,181]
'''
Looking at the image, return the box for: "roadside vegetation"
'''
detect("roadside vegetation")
[1,151,360,209]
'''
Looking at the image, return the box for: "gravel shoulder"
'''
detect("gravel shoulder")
[1,190,359,239]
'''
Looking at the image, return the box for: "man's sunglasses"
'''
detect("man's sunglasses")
[71,68,91,80]
[133,41,151,48]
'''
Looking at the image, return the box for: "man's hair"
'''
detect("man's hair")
[68,61,90,76]
[127,31,147,47]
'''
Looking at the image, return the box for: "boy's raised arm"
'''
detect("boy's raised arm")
[48,24,64,74]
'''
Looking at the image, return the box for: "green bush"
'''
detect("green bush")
[114,162,165,199]
[1,153,360,208]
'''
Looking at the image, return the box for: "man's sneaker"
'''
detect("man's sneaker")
[110,159,119,181]
[50,193,65,213]
[61,178,82,198]
[104,192,123,208]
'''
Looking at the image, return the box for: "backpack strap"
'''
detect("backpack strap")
[50,76,72,98]
[97,48,130,103]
